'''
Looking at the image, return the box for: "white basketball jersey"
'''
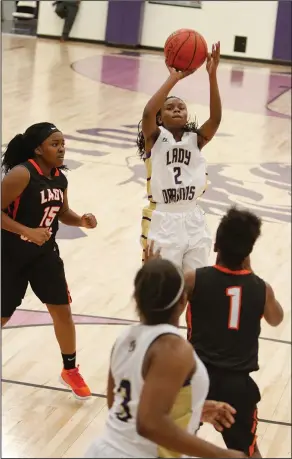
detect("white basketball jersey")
[145,126,207,206]
[102,324,209,458]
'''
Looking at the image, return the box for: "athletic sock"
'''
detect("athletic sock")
[62,352,76,370]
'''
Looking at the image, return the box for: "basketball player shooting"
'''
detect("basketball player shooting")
[137,40,221,271]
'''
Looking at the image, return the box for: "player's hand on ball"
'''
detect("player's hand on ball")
[24,227,51,246]
[201,400,236,431]
[206,41,220,75]
[81,213,97,229]
[166,63,195,81]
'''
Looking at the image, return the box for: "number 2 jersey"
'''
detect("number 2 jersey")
[2,159,67,256]
[187,265,266,372]
[143,126,207,206]
[102,323,209,458]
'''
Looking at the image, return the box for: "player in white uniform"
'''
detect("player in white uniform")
[85,257,245,458]
[137,42,221,271]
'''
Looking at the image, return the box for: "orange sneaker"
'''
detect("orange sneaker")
[60,365,91,400]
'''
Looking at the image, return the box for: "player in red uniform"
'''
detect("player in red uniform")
[2,122,97,400]
[145,206,283,457]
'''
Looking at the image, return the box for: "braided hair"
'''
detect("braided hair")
[136,96,200,158]
[2,122,67,174]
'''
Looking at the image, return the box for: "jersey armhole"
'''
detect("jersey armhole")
[110,328,130,367]
[15,164,31,191]
[144,127,162,156]
[17,164,31,174]
[189,131,200,150]
[59,169,68,187]
[110,338,118,365]
[141,331,182,381]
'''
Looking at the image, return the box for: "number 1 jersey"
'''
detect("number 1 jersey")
[187,265,266,372]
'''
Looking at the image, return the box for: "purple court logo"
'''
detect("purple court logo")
[2,125,291,225]
[65,125,291,224]
[121,158,291,223]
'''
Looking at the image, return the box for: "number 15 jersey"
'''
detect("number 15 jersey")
[2,159,67,255]
[144,126,207,206]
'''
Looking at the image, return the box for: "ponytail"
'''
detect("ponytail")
[2,122,65,174]
[2,134,31,174]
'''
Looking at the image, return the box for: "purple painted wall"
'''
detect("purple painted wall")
[273,1,292,61]
[105,0,145,47]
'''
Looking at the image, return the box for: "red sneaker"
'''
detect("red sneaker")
[60,365,91,400]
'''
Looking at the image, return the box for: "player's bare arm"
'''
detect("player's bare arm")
[263,282,284,326]
[184,270,197,300]
[106,368,115,410]
[1,166,51,245]
[142,76,175,152]
[58,188,97,228]
[137,334,244,458]
[142,68,192,152]
[106,342,117,409]
[197,42,222,150]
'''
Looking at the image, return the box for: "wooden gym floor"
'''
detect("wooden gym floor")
[1,34,291,458]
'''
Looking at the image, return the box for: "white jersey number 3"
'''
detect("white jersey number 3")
[226,286,242,330]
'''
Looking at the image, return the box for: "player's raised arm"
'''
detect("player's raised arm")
[137,335,245,458]
[197,42,222,150]
[263,282,284,326]
[141,68,192,152]
[141,73,175,152]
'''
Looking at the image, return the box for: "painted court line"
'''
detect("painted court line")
[1,379,291,428]
[1,378,106,399]
[4,309,291,345]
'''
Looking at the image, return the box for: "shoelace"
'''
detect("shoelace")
[66,365,86,388]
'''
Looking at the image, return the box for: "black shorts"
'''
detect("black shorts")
[205,364,261,457]
[2,244,71,318]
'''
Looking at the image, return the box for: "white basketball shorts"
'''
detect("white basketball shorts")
[141,203,212,271]
[84,438,149,458]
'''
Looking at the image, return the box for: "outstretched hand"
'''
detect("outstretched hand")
[144,240,161,263]
[206,41,220,76]
[166,62,195,81]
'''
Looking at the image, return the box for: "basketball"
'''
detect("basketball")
[164,29,208,72]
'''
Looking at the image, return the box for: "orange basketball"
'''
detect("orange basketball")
[164,29,208,71]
